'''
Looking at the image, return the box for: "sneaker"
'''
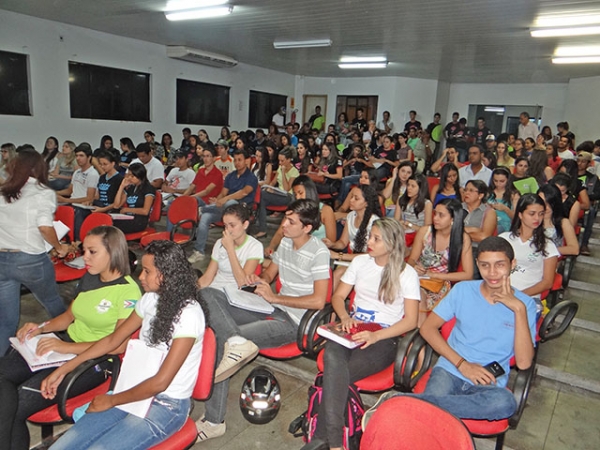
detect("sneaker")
[187,250,205,263]
[580,245,591,256]
[196,415,226,441]
[214,340,259,383]
[361,391,398,431]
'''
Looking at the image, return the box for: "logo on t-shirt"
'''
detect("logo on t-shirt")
[123,300,137,309]
[353,306,377,323]
[96,299,112,314]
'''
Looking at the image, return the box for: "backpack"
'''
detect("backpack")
[288,372,364,450]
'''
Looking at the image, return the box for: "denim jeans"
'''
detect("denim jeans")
[194,200,238,253]
[581,205,598,246]
[412,366,517,420]
[201,287,297,424]
[338,175,361,204]
[257,189,292,233]
[315,338,397,448]
[49,394,191,450]
[0,346,110,450]
[0,251,66,356]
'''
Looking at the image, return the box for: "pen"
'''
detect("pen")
[21,386,42,394]
[26,321,49,336]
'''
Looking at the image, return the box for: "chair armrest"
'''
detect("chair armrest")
[297,304,334,358]
[508,348,538,428]
[170,219,198,240]
[397,332,435,392]
[56,354,122,423]
[539,301,579,343]
[392,328,419,386]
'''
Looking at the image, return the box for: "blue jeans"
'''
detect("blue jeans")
[49,394,191,450]
[338,175,361,204]
[581,205,598,246]
[0,252,66,356]
[412,366,517,420]
[201,287,297,424]
[194,200,238,253]
[257,189,292,233]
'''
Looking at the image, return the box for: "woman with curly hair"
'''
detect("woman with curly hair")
[42,240,207,450]
[324,184,380,288]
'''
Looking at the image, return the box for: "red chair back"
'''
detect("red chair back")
[167,196,199,230]
[192,327,217,400]
[79,213,113,240]
[148,191,163,223]
[427,176,440,193]
[55,205,75,242]
[360,396,475,450]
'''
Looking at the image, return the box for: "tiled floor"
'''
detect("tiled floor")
[19,216,600,450]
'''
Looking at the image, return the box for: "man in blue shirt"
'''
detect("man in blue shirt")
[188,149,258,262]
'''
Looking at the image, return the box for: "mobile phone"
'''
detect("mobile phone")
[241,284,257,293]
[483,361,505,378]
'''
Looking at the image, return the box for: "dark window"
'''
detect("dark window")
[0,50,31,116]
[69,61,150,122]
[249,90,287,128]
[176,79,229,126]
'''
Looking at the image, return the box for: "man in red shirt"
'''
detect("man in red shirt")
[183,145,223,206]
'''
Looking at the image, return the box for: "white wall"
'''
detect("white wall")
[446,83,568,134]
[565,76,600,143]
[300,76,438,132]
[0,10,296,149]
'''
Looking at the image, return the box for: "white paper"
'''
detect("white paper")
[223,285,275,314]
[65,256,85,269]
[109,213,135,220]
[44,220,70,252]
[9,333,76,371]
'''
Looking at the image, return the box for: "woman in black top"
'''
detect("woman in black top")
[112,163,156,234]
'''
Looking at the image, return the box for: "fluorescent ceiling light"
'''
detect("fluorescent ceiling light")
[484,106,505,113]
[165,5,232,20]
[531,25,600,37]
[552,56,600,64]
[554,46,600,57]
[534,13,600,28]
[165,0,228,11]
[273,39,332,49]
[339,56,387,63]
[338,62,388,69]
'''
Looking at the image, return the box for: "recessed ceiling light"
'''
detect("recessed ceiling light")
[338,62,388,69]
[273,39,332,49]
[339,56,387,63]
[552,56,600,64]
[165,5,233,20]
[165,0,228,11]
[531,26,600,37]
[554,46,600,57]
[534,13,600,28]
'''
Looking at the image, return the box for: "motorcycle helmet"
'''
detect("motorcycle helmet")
[240,366,281,424]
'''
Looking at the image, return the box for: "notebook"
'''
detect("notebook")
[9,333,76,371]
[317,322,383,349]
[223,285,275,314]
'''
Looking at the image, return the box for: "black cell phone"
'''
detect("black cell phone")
[483,361,505,378]
[240,284,257,293]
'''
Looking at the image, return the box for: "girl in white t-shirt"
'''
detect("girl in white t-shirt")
[308,218,420,450]
[42,241,206,450]
[198,204,263,289]
[499,194,559,302]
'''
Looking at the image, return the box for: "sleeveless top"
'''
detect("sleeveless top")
[400,200,431,227]
[544,226,563,248]
[418,228,450,274]
[433,191,457,206]
[488,193,511,234]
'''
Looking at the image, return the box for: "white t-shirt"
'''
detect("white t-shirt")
[557,149,576,160]
[342,255,421,327]
[135,292,205,399]
[71,166,99,198]
[131,157,164,183]
[499,232,560,298]
[347,211,378,252]
[209,235,264,289]
[165,167,195,192]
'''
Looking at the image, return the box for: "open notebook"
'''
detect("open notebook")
[9,333,76,371]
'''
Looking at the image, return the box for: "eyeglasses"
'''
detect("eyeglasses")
[464,188,480,193]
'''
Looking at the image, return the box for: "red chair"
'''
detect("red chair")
[149,327,217,449]
[55,205,75,242]
[140,196,199,247]
[360,396,475,450]
[427,176,440,194]
[259,270,333,360]
[124,192,163,241]
[54,213,113,283]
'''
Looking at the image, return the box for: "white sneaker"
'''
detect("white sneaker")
[196,415,226,441]
[214,340,259,383]
[187,250,205,263]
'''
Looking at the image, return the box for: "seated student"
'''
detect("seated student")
[369,134,400,180]
[538,184,579,256]
[313,143,343,195]
[487,167,518,234]
[407,198,473,325]
[381,161,415,217]
[161,150,195,207]
[195,199,330,442]
[429,146,461,174]
[404,236,537,421]
[48,140,78,191]
[430,163,460,206]
[550,173,582,227]
[197,204,263,289]
[394,174,432,234]
[118,137,137,172]
[463,180,497,249]
[90,150,124,213]
[214,139,235,178]
[305,218,420,450]
[294,140,313,175]
[558,159,590,211]
[255,146,299,239]
[188,149,258,263]
[0,226,140,449]
[335,168,381,221]
[41,241,206,450]
[181,144,223,210]
[500,194,560,309]
[264,176,336,262]
[338,143,368,206]
[251,146,273,186]
[111,163,156,234]
[129,143,164,189]
[56,142,99,207]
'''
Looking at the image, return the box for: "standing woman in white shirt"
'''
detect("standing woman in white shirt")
[0,147,69,355]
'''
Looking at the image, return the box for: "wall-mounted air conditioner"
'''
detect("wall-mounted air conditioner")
[166,46,238,68]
